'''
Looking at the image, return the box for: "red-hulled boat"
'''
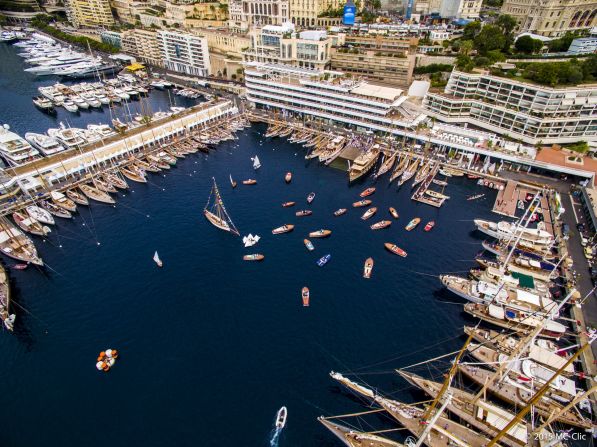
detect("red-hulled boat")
[282,201,296,207]
[285,172,292,183]
[302,287,310,307]
[360,187,376,197]
[384,242,407,257]
[424,221,435,232]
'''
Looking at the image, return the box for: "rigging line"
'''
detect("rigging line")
[40,262,66,278]
[398,349,462,371]
[9,298,51,328]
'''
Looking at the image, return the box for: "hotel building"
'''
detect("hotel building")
[423,70,597,145]
[121,29,164,67]
[244,62,426,133]
[243,24,333,71]
[228,0,289,31]
[65,0,114,27]
[157,30,211,76]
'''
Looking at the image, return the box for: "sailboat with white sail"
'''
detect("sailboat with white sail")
[242,234,260,247]
[204,178,240,236]
[153,251,163,267]
[252,155,261,170]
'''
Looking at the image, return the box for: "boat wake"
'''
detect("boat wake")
[269,427,282,447]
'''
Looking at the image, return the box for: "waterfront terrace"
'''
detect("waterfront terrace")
[1,100,238,194]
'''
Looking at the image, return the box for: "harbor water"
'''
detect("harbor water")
[0,42,500,446]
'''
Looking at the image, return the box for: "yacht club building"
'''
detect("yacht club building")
[423,70,597,146]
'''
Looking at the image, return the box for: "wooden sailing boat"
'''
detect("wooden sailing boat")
[318,417,403,447]
[374,153,397,179]
[0,263,15,331]
[204,177,240,236]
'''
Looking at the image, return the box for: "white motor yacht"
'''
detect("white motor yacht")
[87,124,115,139]
[25,132,65,156]
[71,96,89,109]
[47,125,87,149]
[0,124,40,166]
[63,100,79,113]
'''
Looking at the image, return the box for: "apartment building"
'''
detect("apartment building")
[65,0,114,27]
[343,34,417,54]
[244,62,426,134]
[501,0,597,37]
[439,0,482,19]
[423,70,597,145]
[228,0,289,31]
[201,28,250,79]
[157,30,211,76]
[121,29,163,67]
[243,23,333,70]
[330,49,415,87]
[288,0,340,28]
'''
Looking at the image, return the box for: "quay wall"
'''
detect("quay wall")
[6,101,238,193]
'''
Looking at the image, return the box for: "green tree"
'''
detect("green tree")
[459,39,473,55]
[495,14,517,36]
[473,25,506,55]
[462,21,481,40]
[514,35,543,53]
[456,54,474,72]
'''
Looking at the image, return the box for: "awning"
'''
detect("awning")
[511,272,535,289]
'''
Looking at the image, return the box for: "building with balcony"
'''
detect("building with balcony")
[423,70,597,145]
[121,29,163,67]
[157,30,211,76]
[501,0,597,37]
[330,49,415,87]
[243,23,333,70]
[288,0,340,28]
[228,0,289,31]
[244,62,427,134]
[65,0,114,27]
[200,28,250,79]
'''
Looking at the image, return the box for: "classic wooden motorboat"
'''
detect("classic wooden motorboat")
[389,207,399,219]
[282,201,295,207]
[302,287,309,307]
[243,179,257,185]
[243,254,264,261]
[424,221,435,231]
[317,254,331,267]
[295,210,312,217]
[352,199,372,208]
[204,178,240,236]
[272,224,294,234]
[309,229,331,238]
[467,193,485,201]
[66,188,89,206]
[50,191,77,212]
[361,207,377,220]
[285,172,292,183]
[13,211,50,236]
[334,208,347,216]
[405,217,421,231]
[307,192,315,203]
[121,166,147,183]
[371,220,391,230]
[41,200,72,219]
[80,184,115,204]
[304,239,314,251]
[363,257,373,279]
[384,242,407,257]
[433,179,448,187]
[359,187,375,198]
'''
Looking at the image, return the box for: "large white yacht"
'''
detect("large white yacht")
[47,124,87,149]
[0,125,40,166]
[24,132,65,156]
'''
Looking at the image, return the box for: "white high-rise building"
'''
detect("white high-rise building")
[157,31,211,77]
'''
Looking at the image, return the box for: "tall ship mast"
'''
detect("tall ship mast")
[203,177,240,236]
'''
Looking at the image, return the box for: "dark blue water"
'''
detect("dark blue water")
[0,42,500,447]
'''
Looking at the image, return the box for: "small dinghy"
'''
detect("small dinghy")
[334,208,347,216]
[41,200,72,219]
[405,218,421,231]
[389,207,399,219]
[302,287,309,307]
[295,210,312,217]
[243,254,264,261]
[361,207,377,220]
[243,234,260,247]
[360,187,375,197]
[153,251,163,267]
[285,172,292,183]
[25,205,55,225]
[363,257,374,278]
[424,221,435,232]
[13,263,29,270]
[275,406,287,429]
[317,254,331,267]
[307,192,315,203]
[272,224,294,234]
[282,201,295,207]
[352,199,372,208]
[304,239,314,251]
[309,229,331,238]
[384,243,407,257]
[370,220,391,230]
[96,349,119,372]
[243,179,257,185]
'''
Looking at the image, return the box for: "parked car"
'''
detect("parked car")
[562,224,570,237]
[584,246,594,260]
[581,234,589,246]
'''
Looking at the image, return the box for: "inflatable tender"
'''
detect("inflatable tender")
[95,349,119,372]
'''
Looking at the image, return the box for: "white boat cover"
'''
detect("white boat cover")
[488,304,505,319]
[529,345,574,374]
[521,360,576,397]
